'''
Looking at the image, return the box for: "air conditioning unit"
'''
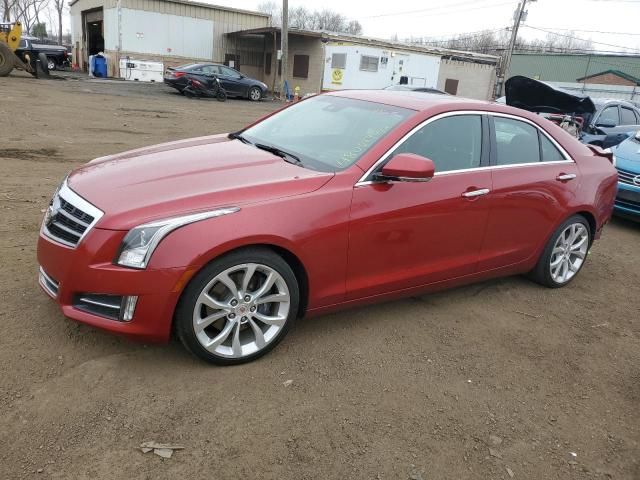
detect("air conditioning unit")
[119,59,164,82]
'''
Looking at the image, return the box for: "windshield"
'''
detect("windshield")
[241,95,413,172]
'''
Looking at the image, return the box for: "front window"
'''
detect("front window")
[392,115,483,172]
[241,95,413,172]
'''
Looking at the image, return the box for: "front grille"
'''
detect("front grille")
[42,181,102,248]
[73,294,138,321]
[616,188,640,208]
[617,168,640,187]
[38,267,59,298]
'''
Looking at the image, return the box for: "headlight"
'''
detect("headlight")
[635,130,640,141]
[116,207,239,269]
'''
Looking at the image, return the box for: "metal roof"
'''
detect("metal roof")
[509,53,640,83]
[577,69,640,86]
[227,27,499,64]
[67,0,269,16]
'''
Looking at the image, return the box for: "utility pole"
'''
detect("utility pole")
[280,0,289,100]
[498,0,533,96]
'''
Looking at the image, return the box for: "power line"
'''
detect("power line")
[529,27,640,37]
[524,25,640,53]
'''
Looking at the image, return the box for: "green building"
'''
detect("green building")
[509,53,640,84]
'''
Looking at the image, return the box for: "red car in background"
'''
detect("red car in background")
[37,91,618,365]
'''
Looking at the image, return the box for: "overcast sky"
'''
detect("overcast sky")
[208,0,640,53]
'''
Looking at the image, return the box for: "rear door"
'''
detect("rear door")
[478,114,579,271]
[218,66,243,96]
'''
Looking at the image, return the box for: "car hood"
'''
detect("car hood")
[68,134,334,229]
[506,76,596,115]
[614,136,640,171]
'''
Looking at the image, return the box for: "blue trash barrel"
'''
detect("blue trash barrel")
[94,55,107,78]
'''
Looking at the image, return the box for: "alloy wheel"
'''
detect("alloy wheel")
[549,223,589,284]
[249,87,261,101]
[47,59,55,70]
[192,262,290,358]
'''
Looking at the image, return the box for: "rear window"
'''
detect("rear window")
[621,107,638,125]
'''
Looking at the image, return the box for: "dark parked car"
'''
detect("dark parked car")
[384,84,448,95]
[16,36,68,70]
[505,76,640,148]
[164,63,268,101]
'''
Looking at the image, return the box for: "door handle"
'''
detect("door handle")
[462,188,490,198]
[556,173,577,181]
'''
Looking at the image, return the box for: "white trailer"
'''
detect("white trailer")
[322,42,441,91]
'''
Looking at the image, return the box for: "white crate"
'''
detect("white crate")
[119,59,164,82]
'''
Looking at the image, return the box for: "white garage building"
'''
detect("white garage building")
[69,0,269,77]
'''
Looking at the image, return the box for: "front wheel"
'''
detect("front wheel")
[530,215,591,288]
[248,86,262,101]
[175,248,299,365]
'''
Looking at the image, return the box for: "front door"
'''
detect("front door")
[346,113,492,300]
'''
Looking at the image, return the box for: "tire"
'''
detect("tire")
[530,215,591,288]
[175,248,300,365]
[36,53,49,78]
[248,86,262,101]
[0,42,15,77]
[216,89,227,102]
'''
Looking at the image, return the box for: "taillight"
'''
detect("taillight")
[173,71,185,78]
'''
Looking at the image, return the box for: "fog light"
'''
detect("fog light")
[121,296,138,321]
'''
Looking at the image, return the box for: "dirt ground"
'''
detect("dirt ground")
[0,71,638,480]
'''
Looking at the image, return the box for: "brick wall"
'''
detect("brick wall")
[581,73,637,87]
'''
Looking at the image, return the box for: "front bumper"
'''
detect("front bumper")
[37,228,186,343]
[613,182,640,219]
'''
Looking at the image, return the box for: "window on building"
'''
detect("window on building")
[620,107,638,125]
[444,78,459,95]
[359,55,379,72]
[331,53,346,69]
[293,54,309,78]
[265,53,272,75]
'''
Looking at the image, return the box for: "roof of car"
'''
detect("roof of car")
[591,97,640,109]
[326,89,497,112]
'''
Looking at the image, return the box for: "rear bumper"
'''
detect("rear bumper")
[614,182,640,218]
[37,228,186,343]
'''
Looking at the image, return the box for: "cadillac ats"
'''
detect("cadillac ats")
[37,91,618,364]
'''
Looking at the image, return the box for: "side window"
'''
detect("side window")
[493,117,540,165]
[200,65,219,75]
[598,106,619,126]
[220,66,239,77]
[392,115,482,173]
[620,107,637,125]
[540,134,565,162]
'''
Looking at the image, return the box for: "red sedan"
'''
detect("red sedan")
[37,91,617,364]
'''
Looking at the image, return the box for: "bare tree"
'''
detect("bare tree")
[51,0,62,43]
[256,3,361,35]
[12,0,49,33]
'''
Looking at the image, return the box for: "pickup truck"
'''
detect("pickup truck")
[15,36,68,70]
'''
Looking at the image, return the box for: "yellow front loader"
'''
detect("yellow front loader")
[0,21,48,77]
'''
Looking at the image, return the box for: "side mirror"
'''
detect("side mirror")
[375,153,435,182]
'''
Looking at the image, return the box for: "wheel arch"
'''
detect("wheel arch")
[179,240,310,318]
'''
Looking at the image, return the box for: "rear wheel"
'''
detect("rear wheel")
[175,248,299,365]
[248,86,262,101]
[530,215,591,288]
[47,58,56,71]
[0,42,15,76]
